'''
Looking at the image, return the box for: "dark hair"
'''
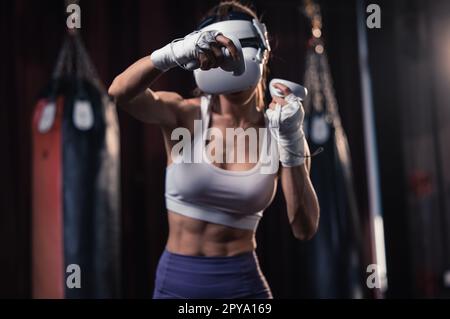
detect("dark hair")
[194,1,270,109]
[204,0,259,21]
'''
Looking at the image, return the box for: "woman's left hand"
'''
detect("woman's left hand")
[265,82,307,167]
[268,83,291,108]
[266,83,305,134]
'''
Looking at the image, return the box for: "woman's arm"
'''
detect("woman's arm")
[281,157,320,240]
[108,56,182,129]
[108,32,238,128]
[267,83,320,240]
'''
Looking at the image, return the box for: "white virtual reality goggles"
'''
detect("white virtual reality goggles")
[193,12,271,94]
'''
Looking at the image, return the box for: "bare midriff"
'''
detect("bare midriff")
[166,211,256,257]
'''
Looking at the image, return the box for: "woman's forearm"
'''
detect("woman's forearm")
[281,163,320,240]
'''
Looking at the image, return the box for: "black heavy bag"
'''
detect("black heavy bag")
[32,33,121,298]
[300,1,365,298]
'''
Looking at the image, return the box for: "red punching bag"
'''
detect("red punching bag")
[32,97,65,298]
[31,32,121,298]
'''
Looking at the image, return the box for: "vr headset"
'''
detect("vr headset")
[193,11,271,94]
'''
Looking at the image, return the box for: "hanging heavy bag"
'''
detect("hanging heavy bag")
[31,32,121,298]
[300,28,365,298]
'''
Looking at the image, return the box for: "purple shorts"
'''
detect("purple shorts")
[153,249,273,299]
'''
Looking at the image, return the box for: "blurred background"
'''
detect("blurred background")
[1,0,450,298]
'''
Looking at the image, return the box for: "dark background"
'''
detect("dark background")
[1,0,449,298]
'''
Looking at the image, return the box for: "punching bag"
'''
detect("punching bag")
[32,33,121,298]
[300,0,365,298]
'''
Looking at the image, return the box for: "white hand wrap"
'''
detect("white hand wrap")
[150,30,222,72]
[266,94,308,167]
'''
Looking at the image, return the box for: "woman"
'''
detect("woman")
[108,1,320,299]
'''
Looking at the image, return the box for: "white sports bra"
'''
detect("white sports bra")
[165,95,279,230]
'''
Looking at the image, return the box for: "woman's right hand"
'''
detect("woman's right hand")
[197,34,240,70]
[150,30,240,72]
